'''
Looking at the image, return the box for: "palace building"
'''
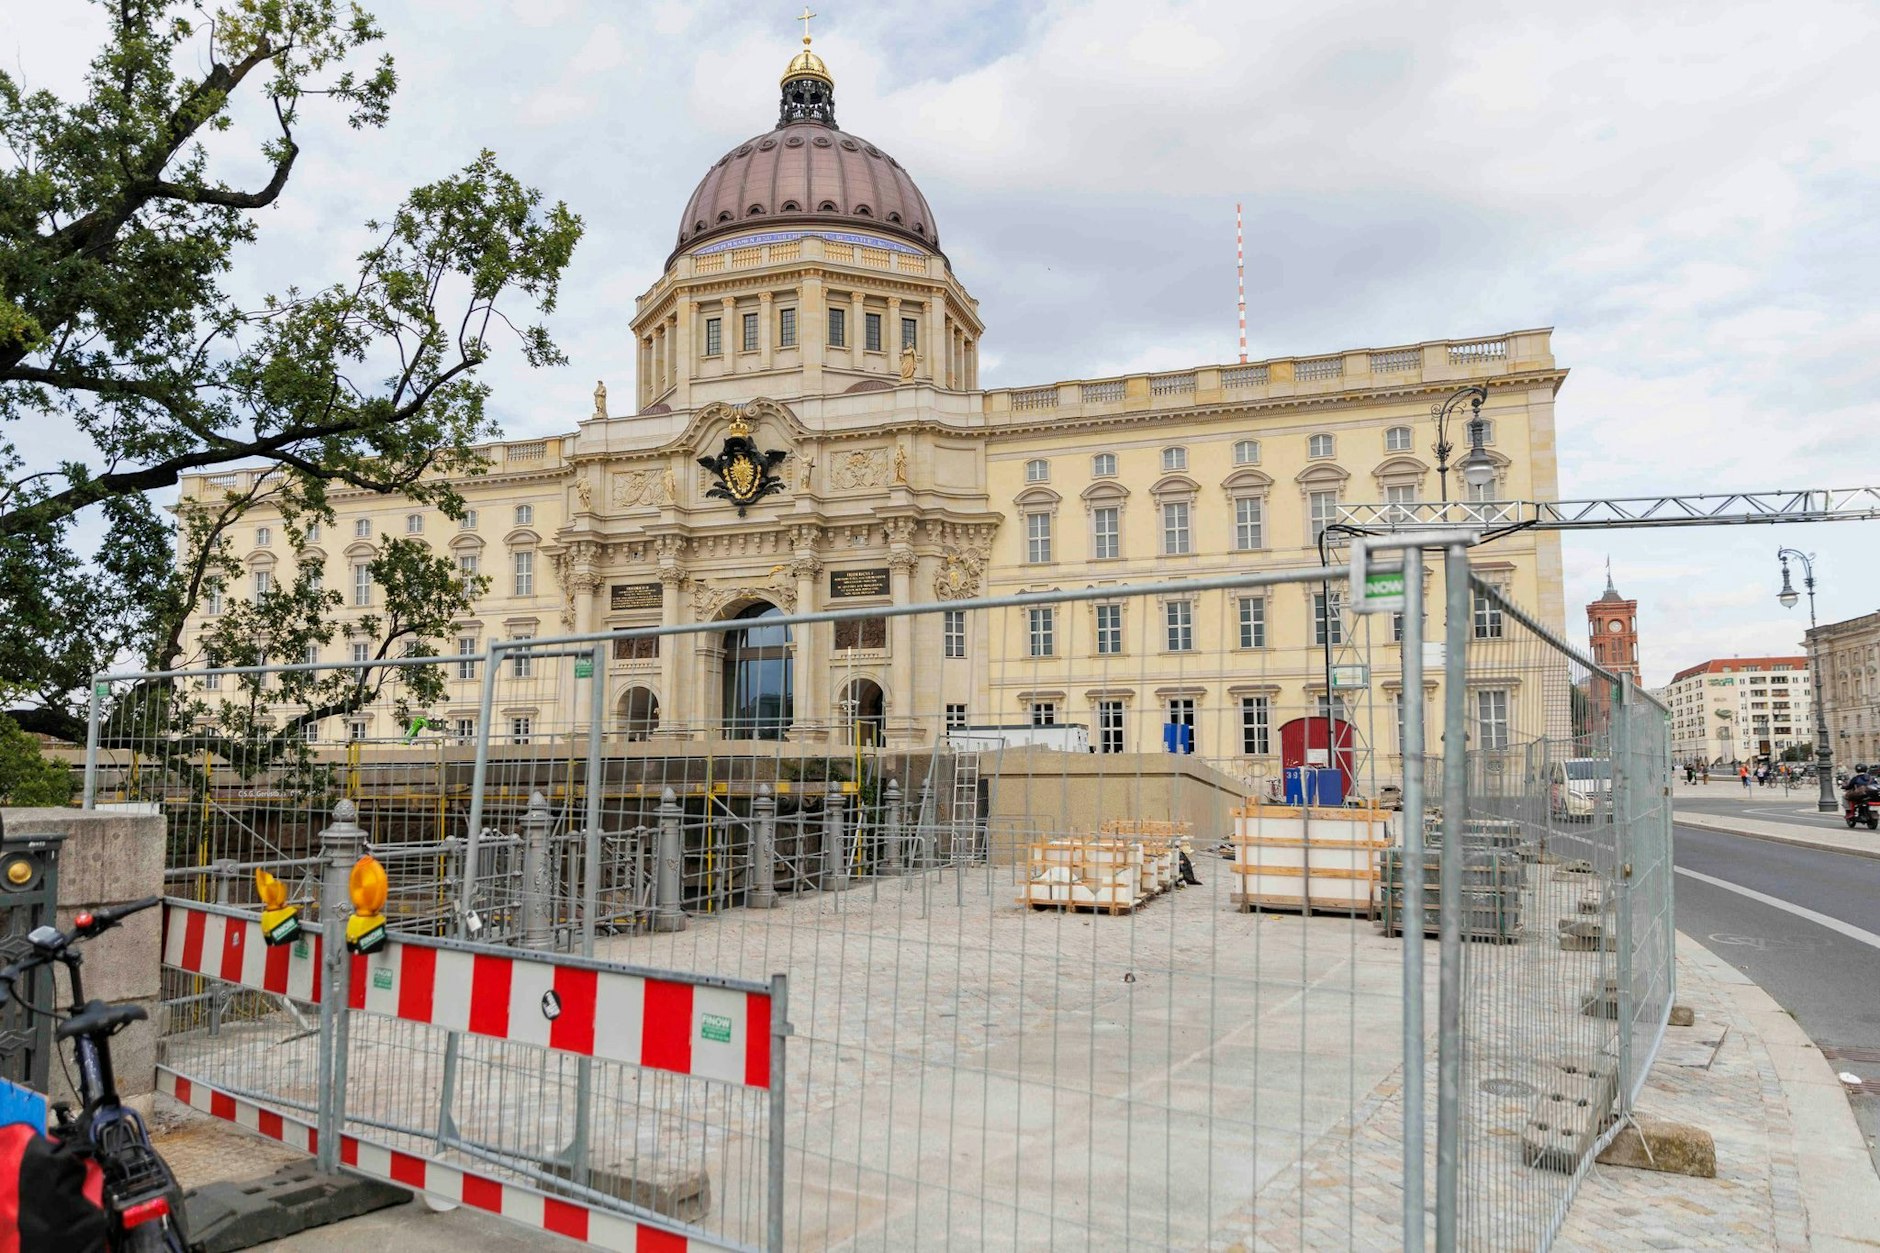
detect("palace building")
[175,35,1569,782]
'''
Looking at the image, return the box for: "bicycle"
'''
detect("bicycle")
[0,896,191,1250]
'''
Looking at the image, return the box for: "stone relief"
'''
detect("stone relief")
[610,470,662,508]
[688,576,797,621]
[932,531,994,601]
[830,447,890,490]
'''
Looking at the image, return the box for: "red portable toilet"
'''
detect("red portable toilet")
[1278,716,1355,797]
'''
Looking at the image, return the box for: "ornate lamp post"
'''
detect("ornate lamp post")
[1777,548,1836,812]
[1431,385,1498,501]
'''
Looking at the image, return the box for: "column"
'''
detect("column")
[658,564,686,733]
[888,296,903,372]
[638,337,652,408]
[802,271,826,395]
[759,291,775,371]
[570,571,599,729]
[652,326,666,398]
[793,551,824,740]
[925,293,945,384]
[671,302,692,406]
[888,545,916,743]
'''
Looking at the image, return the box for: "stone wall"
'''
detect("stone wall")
[1,807,165,1109]
[982,748,1250,863]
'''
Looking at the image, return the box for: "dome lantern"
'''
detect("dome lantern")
[780,8,836,126]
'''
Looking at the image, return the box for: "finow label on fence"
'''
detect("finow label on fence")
[156,1069,693,1252]
[160,901,772,1089]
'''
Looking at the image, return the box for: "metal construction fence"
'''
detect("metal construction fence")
[96,542,1672,1250]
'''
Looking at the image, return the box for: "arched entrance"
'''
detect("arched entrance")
[619,686,659,741]
[722,602,793,739]
[839,678,885,747]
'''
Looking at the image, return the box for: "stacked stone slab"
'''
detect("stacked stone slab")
[1098,819,1191,898]
[1228,803,1390,915]
[1377,844,1524,942]
[1019,839,1146,914]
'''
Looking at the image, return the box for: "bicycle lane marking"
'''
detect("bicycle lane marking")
[1675,866,1880,952]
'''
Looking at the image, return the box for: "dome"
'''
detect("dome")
[671,39,939,260]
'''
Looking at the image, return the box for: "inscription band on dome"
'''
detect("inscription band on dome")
[692,228,926,257]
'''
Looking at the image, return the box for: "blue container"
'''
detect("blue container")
[1283,766,1344,806]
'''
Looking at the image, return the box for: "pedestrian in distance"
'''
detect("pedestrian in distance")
[1740,763,1751,791]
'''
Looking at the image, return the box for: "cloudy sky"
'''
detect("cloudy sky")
[12,0,1880,686]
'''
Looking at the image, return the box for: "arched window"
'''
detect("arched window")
[1385,427,1413,453]
[1308,433,1335,459]
[1233,440,1260,465]
[1025,459,1050,483]
[723,603,793,739]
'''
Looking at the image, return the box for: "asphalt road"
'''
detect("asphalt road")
[1673,820,1880,1170]
[1676,788,1872,835]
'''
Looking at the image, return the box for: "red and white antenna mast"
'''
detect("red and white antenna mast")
[1235,202,1247,363]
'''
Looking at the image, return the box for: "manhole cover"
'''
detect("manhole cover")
[1480,1077,1535,1097]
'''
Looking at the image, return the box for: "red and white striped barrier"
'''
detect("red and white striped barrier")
[161,901,775,1089]
[348,941,772,1089]
[157,1067,696,1251]
[161,900,323,1002]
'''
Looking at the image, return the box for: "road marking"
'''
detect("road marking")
[1676,866,1880,952]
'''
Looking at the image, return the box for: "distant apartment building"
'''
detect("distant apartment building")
[1663,657,1813,765]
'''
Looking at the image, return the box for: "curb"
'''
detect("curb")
[1677,933,1880,1246]
[1672,812,1880,862]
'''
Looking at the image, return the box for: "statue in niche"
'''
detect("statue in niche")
[893,444,909,484]
[592,380,607,419]
[661,466,678,504]
[574,478,592,511]
[899,346,917,381]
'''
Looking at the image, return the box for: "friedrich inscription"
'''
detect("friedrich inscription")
[829,567,890,599]
[610,582,662,611]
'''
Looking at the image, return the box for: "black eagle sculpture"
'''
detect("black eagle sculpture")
[697,419,789,516]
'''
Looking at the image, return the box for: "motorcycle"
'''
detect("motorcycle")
[1844,790,1879,830]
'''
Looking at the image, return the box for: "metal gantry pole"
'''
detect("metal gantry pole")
[1614,673,1637,1109]
[458,638,503,933]
[82,677,103,809]
[1398,543,1429,1247]
[1435,540,1473,1247]
[583,641,606,956]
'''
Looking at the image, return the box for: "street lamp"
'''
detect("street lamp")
[1776,548,1835,812]
[1431,385,1496,501]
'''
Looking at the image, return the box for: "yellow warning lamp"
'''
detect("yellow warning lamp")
[345,855,389,955]
[255,869,303,947]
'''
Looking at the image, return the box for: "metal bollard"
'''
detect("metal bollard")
[207,859,238,1037]
[652,787,687,932]
[823,792,850,891]
[315,799,366,1174]
[520,790,553,949]
[749,784,779,908]
[916,779,935,869]
[882,778,904,875]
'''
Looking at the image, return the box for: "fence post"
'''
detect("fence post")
[208,859,238,1037]
[315,799,366,1173]
[1435,541,1473,1249]
[1397,543,1429,1249]
[917,778,935,869]
[750,784,779,908]
[82,678,103,810]
[823,791,849,890]
[1613,673,1636,1112]
[653,787,687,932]
[882,777,904,875]
[457,638,503,937]
[582,642,606,957]
[521,790,553,949]
[766,972,790,1253]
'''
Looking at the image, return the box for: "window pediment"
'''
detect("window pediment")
[1014,486,1061,509]
[1149,474,1200,500]
[505,527,542,549]
[1295,462,1350,486]
[1372,455,1431,482]
[449,533,487,553]
[1221,467,1273,494]
[297,546,328,563]
[342,540,378,559]
[1080,481,1130,505]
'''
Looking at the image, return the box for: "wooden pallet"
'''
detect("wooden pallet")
[1231,891,1376,917]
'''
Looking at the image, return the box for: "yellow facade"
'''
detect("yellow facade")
[174,42,1568,790]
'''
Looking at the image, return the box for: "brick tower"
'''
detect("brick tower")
[1587,561,1641,684]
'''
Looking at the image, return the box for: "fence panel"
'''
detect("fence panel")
[1450,575,1674,1248]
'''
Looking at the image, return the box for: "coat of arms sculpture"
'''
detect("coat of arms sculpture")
[697,413,789,516]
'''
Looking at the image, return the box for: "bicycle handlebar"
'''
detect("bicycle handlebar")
[71,895,159,939]
[0,896,162,1004]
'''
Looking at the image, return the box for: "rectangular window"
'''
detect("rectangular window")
[457,636,477,680]
[1026,512,1053,564]
[742,311,759,353]
[460,510,478,530]
[1309,489,1339,541]
[1165,600,1194,652]
[302,642,319,666]
[206,587,223,616]
[514,550,534,596]
[901,317,918,349]
[1027,607,1055,658]
[203,667,221,691]
[302,721,320,743]
[1098,700,1125,754]
[945,703,968,731]
[350,642,370,664]
[349,719,369,743]
[1472,587,1504,639]
[1308,433,1334,459]
[352,563,372,607]
[1024,458,1049,483]
[1240,696,1271,756]
[1161,501,1191,555]
[1313,591,1344,646]
[1092,506,1120,559]
[1476,689,1510,750]
[1161,447,1187,472]
[1091,452,1117,478]
[457,553,479,580]
[511,638,533,678]
[354,518,372,539]
[515,504,533,527]
[865,312,883,352]
[255,526,272,547]
[253,569,272,599]
[1095,603,1123,655]
[828,307,847,347]
[510,716,533,745]
[1167,698,1196,753]
[943,610,966,658]
[1386,427,1413,452]
[1234,439,1260,465]
[453,718,475,743]
[1030,701,1058,727]
[305,523,320,542]
[704,317,722,356]
[779,307,797,347]
[1238,596,1266,649]
[405,513,424,534]
[1234,496,1263,550]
